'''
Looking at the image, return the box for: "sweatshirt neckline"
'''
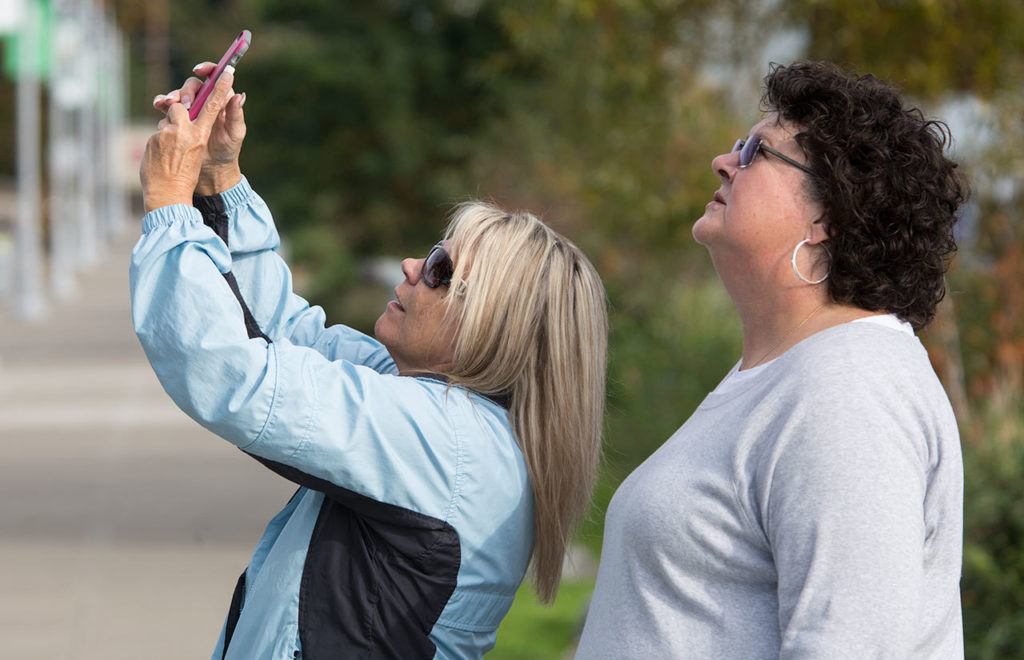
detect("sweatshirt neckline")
[698,318,919,410]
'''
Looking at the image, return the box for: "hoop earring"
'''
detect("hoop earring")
[791,239,830,285]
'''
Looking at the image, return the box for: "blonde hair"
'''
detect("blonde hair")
[441,201,608,604]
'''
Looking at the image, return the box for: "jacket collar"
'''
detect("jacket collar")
[416,374,512,410]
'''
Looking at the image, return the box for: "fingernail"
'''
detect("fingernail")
[152,94,165,106]
[239,92,246,107]
[192,63,203,72]
[224,65,235,79]
[182,95,192,110]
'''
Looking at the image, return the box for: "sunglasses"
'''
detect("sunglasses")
[733,136,816,177]
[421,242,454,288]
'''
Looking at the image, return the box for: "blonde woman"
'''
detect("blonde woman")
[137,68,607,659]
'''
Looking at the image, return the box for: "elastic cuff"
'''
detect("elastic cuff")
[141,204,203,234]
[192,175,254,215]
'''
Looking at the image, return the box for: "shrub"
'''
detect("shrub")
[961,381,1024,659]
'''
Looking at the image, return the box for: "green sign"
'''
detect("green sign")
[2,0,52,81]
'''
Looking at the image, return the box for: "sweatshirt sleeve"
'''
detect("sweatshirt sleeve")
[129,205,459,518]
[190,176,397,375]
[763,402,928,659]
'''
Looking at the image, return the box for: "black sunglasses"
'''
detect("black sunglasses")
[733,136,816,177]
[421,242,454,288]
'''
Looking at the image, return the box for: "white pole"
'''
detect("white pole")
[101,11,120,238]
[94,10,108,242]
[118,31,131,231]
[90,4,105,250]
[113,24,129,233]
[13,0,46,320]
[75,0,97,266]
[48,3,74,299]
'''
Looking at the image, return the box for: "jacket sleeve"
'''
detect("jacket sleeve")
[763,406,927,659]
[190,176,397,375]
[130,204,459,518]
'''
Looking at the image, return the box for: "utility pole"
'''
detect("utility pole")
[48,0,77,299]
[75,0,98,266]
[14,0,46,320]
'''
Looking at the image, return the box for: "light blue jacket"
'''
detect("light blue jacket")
[130,177,534,659]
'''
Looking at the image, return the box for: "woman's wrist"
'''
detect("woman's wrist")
[143,196,192,213]
[143,186,194,213]
[196,162,242,196]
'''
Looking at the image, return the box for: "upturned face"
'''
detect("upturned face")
[692,112,824,279]
[373,242,458,374]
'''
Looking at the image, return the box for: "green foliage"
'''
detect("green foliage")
[237,0,522,255]
[491,579,594,659]
[605,275,741,467]
[484,1,735,255]
[787,0,1024,98]
[962,385,1024,659]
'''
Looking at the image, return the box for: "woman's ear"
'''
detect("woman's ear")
[808,217,830,244]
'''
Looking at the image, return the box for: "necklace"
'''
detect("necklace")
[744,302,827,370]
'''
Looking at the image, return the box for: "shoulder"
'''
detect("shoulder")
[755,322,957,480]
[442,382,526,483]
[419,379,532,528]
[403,376,525,479]
[781,322,949,415]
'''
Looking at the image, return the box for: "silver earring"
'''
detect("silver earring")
[791,239,830,284]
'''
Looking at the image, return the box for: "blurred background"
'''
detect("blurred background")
[0,0,1021,658]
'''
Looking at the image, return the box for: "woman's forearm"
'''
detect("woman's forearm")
[130,204,274,445]
[193,177,397,373]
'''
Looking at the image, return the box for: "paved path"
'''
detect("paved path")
[0,231,295,659]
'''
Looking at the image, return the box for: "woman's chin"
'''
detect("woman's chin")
[373,313,390,341]
[691,213,717,247]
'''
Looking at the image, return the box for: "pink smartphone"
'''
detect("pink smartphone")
[188,29,252,121]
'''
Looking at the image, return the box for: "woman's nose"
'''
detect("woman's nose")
[401,257,424,285]
[711,151,737,183]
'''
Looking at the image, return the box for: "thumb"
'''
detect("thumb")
[196,65,235,132]
[225,91,246,132]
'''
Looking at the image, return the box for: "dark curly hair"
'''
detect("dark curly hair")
[762,61,967,331]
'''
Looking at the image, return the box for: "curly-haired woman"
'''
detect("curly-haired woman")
[577,61,967,658]
[137,66,608,659]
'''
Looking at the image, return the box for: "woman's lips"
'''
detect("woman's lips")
[390,288,406,312]
[713,190,726,205]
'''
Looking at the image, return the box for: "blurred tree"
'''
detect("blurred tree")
[961,385,1024,660]
[237,1,523,251]
[788,0,1024,98]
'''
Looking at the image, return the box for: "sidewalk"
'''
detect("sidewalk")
[0,231,295,659]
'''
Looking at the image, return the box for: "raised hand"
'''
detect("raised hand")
[140,67,237,211]
[152,61,247,195]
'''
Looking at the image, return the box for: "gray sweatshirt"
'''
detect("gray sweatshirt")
[576,318,964,659]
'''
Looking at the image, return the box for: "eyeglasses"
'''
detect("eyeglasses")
[421,242,454,288]
[732,136,816,177]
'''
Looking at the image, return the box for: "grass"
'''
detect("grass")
[488,579,596,659]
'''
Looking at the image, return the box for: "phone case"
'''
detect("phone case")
[188,29,252,122]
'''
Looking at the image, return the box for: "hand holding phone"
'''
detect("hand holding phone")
[188,29,252,121]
